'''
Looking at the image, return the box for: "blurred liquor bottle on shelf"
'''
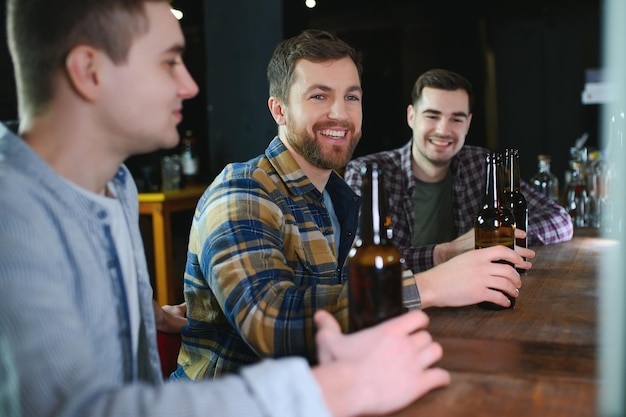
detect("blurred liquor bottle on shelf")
[504,148,528,274]
[161,154,182,191]
[585,150,608,229]
[564,160,590,228]
[530,154,560,204]
[180,129,199,185]
[348,163,404,332]
[474,152,516,310]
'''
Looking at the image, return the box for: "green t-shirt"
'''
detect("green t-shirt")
[411,171,456,246]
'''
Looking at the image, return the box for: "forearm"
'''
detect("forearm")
[528,206,573,245]
[522,181,574,245]
[433,241,458,266]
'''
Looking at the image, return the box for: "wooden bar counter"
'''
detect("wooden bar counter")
[390,228,618,417]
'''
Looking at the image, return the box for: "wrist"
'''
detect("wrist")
[413,272,434,309]
[433,242,451,266]
[313,362,366,417]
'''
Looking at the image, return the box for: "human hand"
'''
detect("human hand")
[153,299,188,333]
[312,310,450,417]
[417,245,529,309]
[433,229,475,265]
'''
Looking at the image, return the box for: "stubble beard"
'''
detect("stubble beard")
[286,119,361,170]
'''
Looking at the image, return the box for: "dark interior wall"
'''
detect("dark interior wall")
[283,0,600,186]
[1,0,17,122]
[0,0,601,189]
[203,0,283,179]
[489,5,601,182]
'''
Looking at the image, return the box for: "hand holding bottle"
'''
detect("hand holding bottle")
[415,245,530,309]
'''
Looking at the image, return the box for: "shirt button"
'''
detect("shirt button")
[98,211,107,219]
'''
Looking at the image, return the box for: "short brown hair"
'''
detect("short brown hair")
[7,0,165,119]
[266,29,363,104]
[411,68,475,111]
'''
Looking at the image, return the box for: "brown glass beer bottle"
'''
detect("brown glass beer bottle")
[348,163,404,332]
[474,152,517,310]
[505,148,528,274]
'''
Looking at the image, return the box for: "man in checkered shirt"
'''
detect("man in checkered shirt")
[344,68,573,275]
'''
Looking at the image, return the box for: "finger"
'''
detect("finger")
[491,246,525,266]
[315,329,336,364]
[414,338,443,368]
[314,309,341,334]
[515,259,533,271]
[521,247,536,260]
[408,329,434,351]
[372,310,431,336]
[482,287,515,308]
[514,228,527,239]
[418,368,451,394]
[314,311,341,364]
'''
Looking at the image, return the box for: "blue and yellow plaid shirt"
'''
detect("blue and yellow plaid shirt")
[174,138,420,380]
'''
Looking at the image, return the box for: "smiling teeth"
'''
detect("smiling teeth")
[431,138,452,145]
[320,129,345,138]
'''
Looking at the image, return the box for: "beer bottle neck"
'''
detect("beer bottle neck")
[505,149,522,193]
[359,164,389,245]
[484,152,505,208]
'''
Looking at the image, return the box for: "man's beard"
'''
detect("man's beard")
[286,119,361,170]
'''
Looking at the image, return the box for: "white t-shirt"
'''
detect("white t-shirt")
[69,181,140,357]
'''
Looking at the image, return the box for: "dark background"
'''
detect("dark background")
[1,0,602,187]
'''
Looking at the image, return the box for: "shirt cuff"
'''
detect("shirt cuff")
[240,357,333,417]
[402,268,421,310]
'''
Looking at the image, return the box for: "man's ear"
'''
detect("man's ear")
[64,45,103,101]
[466,112,473,134]
[268,96,287,125]
[406,103,415,127]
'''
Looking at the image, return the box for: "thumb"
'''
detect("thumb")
[314,310,342,364]
[314,309,341,333]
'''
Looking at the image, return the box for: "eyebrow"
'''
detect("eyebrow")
[164,44,186,56]
[422,108,469,118]
[304,84,363,95]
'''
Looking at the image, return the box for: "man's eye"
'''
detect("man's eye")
[346,95,360,101]
[311,94,325,100]
[166,57,182,68]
